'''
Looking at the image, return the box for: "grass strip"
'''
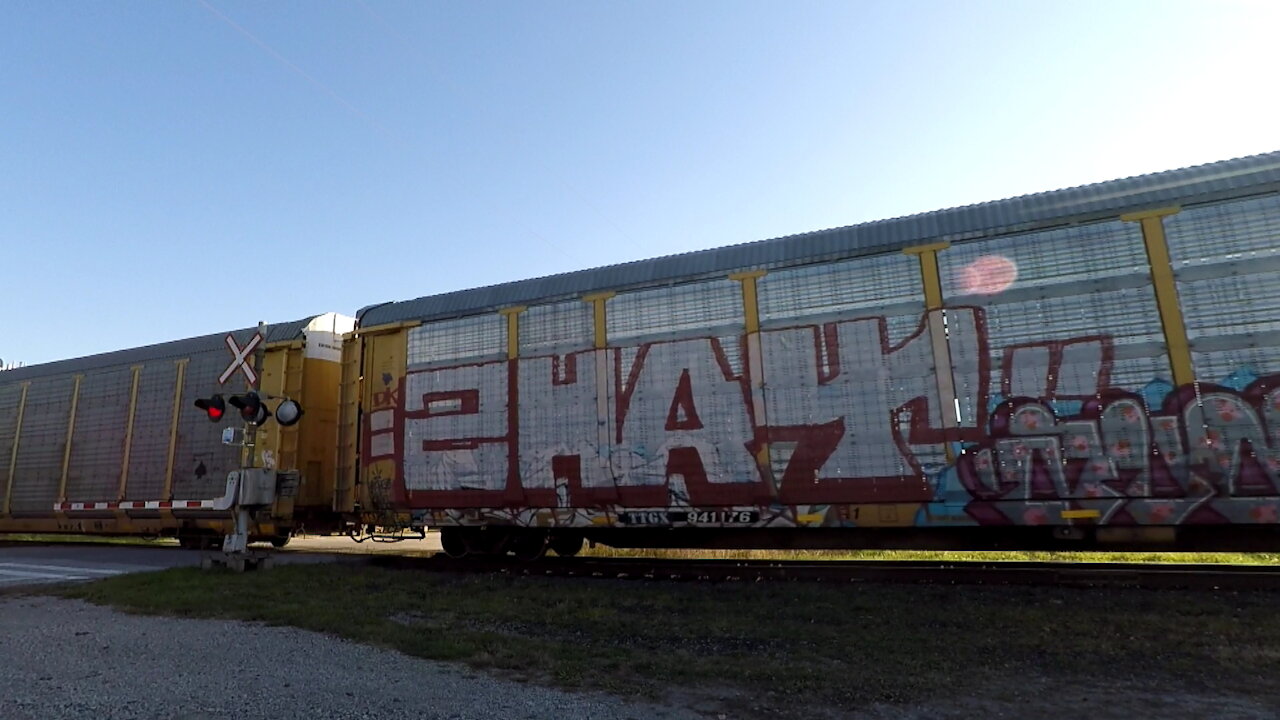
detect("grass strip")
[52,563,1280,717]
[0,533,175,547]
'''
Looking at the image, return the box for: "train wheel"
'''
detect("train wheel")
[463,528,512,556]
[269,534,291,548]
[510,532,548,561]
[440,528,470,559]
[549,534,583,557]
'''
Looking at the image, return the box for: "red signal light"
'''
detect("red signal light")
[228,391,271,426]
[193,394,227,423]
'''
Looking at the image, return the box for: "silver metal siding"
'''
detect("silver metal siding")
[757,252,923,334]
[123,362,180,501]
[407,315,506,369]
[9,376,74,512]
[937,218,1168,414]
[519,301,593,357]
[0,384,23,502]
[1165,192,1280,384]
[64,366,132,502]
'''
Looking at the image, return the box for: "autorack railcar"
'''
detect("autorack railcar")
[0,314,353,546]
[338,151,1280,557]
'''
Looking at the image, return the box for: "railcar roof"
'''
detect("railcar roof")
[1,318,316,382]
[359,150,1280,328]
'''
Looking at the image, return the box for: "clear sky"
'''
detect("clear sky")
[2,0,1277,365]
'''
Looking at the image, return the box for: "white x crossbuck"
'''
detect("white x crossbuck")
[219,332,262,385]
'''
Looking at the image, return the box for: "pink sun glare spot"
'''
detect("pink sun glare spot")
[958,255,1018,295]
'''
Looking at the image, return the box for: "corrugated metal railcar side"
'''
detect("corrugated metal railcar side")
[340,151,1280,554]
[0,314,352,543]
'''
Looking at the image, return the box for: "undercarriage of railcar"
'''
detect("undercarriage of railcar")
[431,522,1280,560]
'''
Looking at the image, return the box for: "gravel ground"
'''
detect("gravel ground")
[5,592,1276,720]
[0,595,701,720]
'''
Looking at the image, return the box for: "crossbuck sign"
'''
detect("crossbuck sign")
[219,332,262,386]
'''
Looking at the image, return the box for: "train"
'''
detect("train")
[3,150,1280,556]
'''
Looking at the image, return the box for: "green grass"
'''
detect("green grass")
[53,563,1280,717]
[0,533,176,547]
[581,546,1280,564]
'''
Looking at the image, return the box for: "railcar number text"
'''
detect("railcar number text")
[619,510,760,525]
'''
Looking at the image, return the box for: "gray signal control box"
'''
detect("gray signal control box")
[236,468,278,506]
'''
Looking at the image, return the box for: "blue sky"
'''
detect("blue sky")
[2,0,1277,365]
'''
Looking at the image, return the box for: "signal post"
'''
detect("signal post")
[190,325,306,571]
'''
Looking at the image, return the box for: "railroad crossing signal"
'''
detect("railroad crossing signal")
[229,391,270,426]
[194,393,226,422]
[193,391,303,427]
[219,332,262,386]
[274,398,304,427]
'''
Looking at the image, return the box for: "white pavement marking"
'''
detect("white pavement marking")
[0,563,127,576]
[0,562,126,585]
[0,569,92,583]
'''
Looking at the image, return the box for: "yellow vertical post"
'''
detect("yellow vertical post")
[903,242,957,462]
[1122,207,1192,386]
[729,271,766,334]
[904,242,949,312]
[729,270,772,482]
[499,306,527,359]
[266,343,306,474]
[583,292,616,349]
[117,366,142,500]
[336,332,362,513]
[57,375,84,504]
[162,359,189,500]
[3,382,31,516]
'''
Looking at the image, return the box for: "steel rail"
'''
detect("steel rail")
[367,554,1280,591]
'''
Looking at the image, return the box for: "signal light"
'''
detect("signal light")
[193,394,226,422]
[274,398,304,427]
[197,390,303,427]
[229,392,271,426]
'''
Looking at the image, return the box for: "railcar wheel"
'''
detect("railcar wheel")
[510,532,548,561]
[549,534,583,557]
[463,528,512,556]
[269,534,291,548]
[440,528,470,559]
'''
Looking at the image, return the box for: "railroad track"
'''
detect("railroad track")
[367,554,1280,590]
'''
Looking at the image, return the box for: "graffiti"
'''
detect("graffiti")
[396,309,985,508]
[373,305,1280,528]
[958,376,1280,526]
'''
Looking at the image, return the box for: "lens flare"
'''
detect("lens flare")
[958,255,1017,295]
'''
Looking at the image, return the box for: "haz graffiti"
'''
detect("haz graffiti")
[362,306,1280,529]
